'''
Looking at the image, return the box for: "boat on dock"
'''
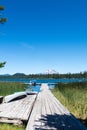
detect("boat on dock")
[26,91,38,95]
[3,92,27,103]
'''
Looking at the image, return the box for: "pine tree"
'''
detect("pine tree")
[0,6,7,23]
[0,62,6,68]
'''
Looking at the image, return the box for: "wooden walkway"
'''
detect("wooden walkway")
[26,84,87,130]
[0,95,37,123]
[0,84,86,129]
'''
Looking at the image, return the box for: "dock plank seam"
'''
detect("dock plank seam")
[26,83,87,130]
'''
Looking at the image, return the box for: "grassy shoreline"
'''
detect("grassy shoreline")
[52,82,87,127]
[0,124,25,130]
[0,82,28,96]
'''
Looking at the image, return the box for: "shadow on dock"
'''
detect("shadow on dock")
[79,118,87,128]
[34,114,87,130]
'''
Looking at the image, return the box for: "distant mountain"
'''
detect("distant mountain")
[12,73,26,77]
[45,69,58,74]
[0,74,11,76]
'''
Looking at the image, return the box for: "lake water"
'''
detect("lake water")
[0,78,87,92]
[0,78,87,84]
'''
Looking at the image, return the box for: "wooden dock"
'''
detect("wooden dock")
[0,95,37,124]
[26,84,87,130]
[0,83,87,130]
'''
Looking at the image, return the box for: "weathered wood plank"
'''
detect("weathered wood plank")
[0,118,23,125]
[46,89,86,130]
[26,93,42,130]
[0,95,37,121]
[0,84,86,130]
[26,83,87,130]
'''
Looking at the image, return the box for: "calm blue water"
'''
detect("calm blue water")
[31,85,41,92]
[0,78,87,92]
[0,78,87,84]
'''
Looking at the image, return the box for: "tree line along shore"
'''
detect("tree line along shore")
[1,71,87,79]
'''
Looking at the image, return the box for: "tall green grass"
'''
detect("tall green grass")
[0,82,28,96]
[0,124,25,130]
[53,82,87,120]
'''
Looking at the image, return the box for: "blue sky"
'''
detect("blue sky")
[0,0,87,74]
